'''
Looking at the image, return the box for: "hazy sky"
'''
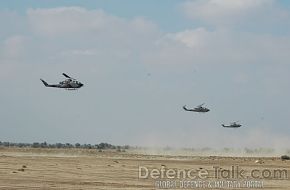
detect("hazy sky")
[1,0,290,149]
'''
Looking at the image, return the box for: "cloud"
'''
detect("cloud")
[182,0,278,26]
[0,35,28,63]
[22,7,161,65]
[182,0,275,19]
[27,7,110,37]
[151,25,290,66]
[165,28,211,48]
[0,11,28,38]
[3,6,289,67]
[27,7,159,39]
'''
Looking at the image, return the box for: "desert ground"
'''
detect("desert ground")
[0,148,289,189]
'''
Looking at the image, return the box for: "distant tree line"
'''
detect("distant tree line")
[0,141,130,150]
[1,141,285,154]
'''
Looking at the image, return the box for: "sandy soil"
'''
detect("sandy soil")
[0,148,289,189]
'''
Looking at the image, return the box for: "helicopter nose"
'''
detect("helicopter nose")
[80,83,84,87]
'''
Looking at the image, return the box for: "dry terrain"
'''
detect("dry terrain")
[0,148,289,189]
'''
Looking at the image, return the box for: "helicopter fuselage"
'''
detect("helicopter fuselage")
[222,124,241,128]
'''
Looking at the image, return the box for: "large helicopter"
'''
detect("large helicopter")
[40,73,84,90]
[183,103,210,113]
[222,121,242,128]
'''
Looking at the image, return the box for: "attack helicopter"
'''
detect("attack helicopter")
[183,103,210,113]
[222,121,242,128]
[40,73,84,90]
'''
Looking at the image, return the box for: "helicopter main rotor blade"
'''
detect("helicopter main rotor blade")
[197,103,205,107]
[62,73,71,78]
[62,73,76,80]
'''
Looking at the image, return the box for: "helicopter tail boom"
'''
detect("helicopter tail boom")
[40,79,60,88]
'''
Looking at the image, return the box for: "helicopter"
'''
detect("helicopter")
[222,121,242,128]
[183,103,210,113]
[40,73,84,90]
